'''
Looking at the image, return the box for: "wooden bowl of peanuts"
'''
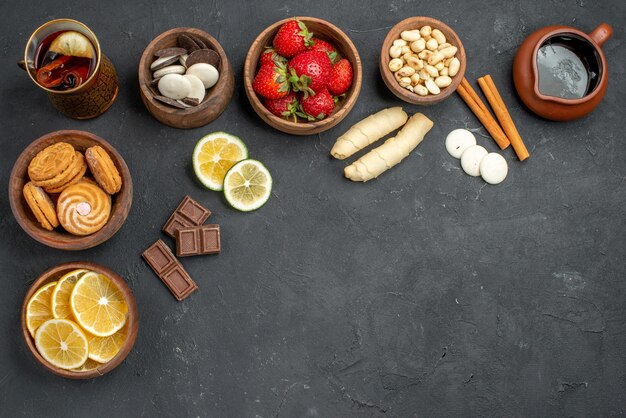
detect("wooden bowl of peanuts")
[380,17,466,105]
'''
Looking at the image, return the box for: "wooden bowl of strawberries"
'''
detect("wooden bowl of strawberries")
[244,17,362,136]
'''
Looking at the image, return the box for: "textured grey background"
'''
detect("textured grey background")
[1,0,625,417]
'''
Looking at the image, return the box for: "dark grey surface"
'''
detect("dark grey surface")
[1,0,625,417]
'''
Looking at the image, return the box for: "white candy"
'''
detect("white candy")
[480,153,508,184]
[445,129,476,158]
[183,74,206,102]
[150,55,177,70]
[153,65,186,79]
[179,54,188,67]
[460,145,488,177]
[186,63,219,89]
[158,74,191,100]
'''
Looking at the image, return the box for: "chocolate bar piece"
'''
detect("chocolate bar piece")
[142,239,198,301]
[162,195,211,238]
[175,224,221,257]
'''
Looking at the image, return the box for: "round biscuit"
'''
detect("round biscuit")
[32,151,82,188]
[28,142,76,182]
[45,153,88,194]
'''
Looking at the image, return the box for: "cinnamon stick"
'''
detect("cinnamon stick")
[478,75,529,161]
[456,82,510,150]
[461,77,489,114]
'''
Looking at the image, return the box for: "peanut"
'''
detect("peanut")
[400,30,421,42]
[388,58,403,72]
[398,66,416,77]
[414,84,429,96]
[435,75,452,88]
[410,39,426,53]
[435,61,445,71]
[448,57,460,76]
[419,25,432,38]
[440,46,458,59]
[389,45,402,58]
[427,51,445,66]
[439,67,449,76]
[425,65,439,78]
[401,45,411,55]
[425,78,440,94]
[426,38,439,51]
[399,77,412,88]
[431,29,446,45]
[410,73,421,86]
[393,39,408,47]
[406,56,423,70]
[418,49,433,60]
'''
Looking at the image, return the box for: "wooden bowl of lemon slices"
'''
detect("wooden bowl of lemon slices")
[21,262,138,379]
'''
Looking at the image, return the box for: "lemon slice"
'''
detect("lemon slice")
[49,31,95,59]
[193,132,248,191]
[70,271,128,337]
[51,269,89,319]
[34,319,89,370]
[73,358,103,372]
[26,281,57,337]
[88,323,128,363]
[223,159,272,212]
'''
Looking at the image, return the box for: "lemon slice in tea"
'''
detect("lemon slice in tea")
[70,271,128,337]
[51,269,89,319]
[26,281,57,337]
[35,319,89,370]
[223,159,272,212]
[49,31,95,59]
[193,132,248,191]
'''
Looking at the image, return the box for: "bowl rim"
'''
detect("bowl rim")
[379,16,467,105]
[138,27,233,116]
[20,261,139,379]
[243,16,362,135]
[8,129,133,250]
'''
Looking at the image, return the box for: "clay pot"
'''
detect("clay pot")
[513,23,612,121]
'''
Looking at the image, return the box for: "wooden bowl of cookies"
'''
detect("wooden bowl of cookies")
[138,27,234,129]
[244,17,362,135]
[8,130,132,250]
[21,262,138,379]
[380,17,466,105]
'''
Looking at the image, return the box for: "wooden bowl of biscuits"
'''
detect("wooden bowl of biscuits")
[138,27,234,129]
[21,262,139,379]
[9,130,132,250]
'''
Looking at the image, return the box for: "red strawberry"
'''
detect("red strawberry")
[260,47,286,67]
[328,59,353,96]
[300,88,335,120]
[253,61,289,99]
[264,92,299,121]
[272,19,313,58]
[288,50,332,96]
[310,38,337,62]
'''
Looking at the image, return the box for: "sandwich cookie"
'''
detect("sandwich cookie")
[85,146,122,194]
[23,182,59,231]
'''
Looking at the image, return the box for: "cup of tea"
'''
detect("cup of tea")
[18,18,119,120]
[513,23,613,121]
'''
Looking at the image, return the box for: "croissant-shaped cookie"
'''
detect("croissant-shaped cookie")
[57,182,111,236]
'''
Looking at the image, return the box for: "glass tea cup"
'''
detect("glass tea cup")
[18,18,119,119]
